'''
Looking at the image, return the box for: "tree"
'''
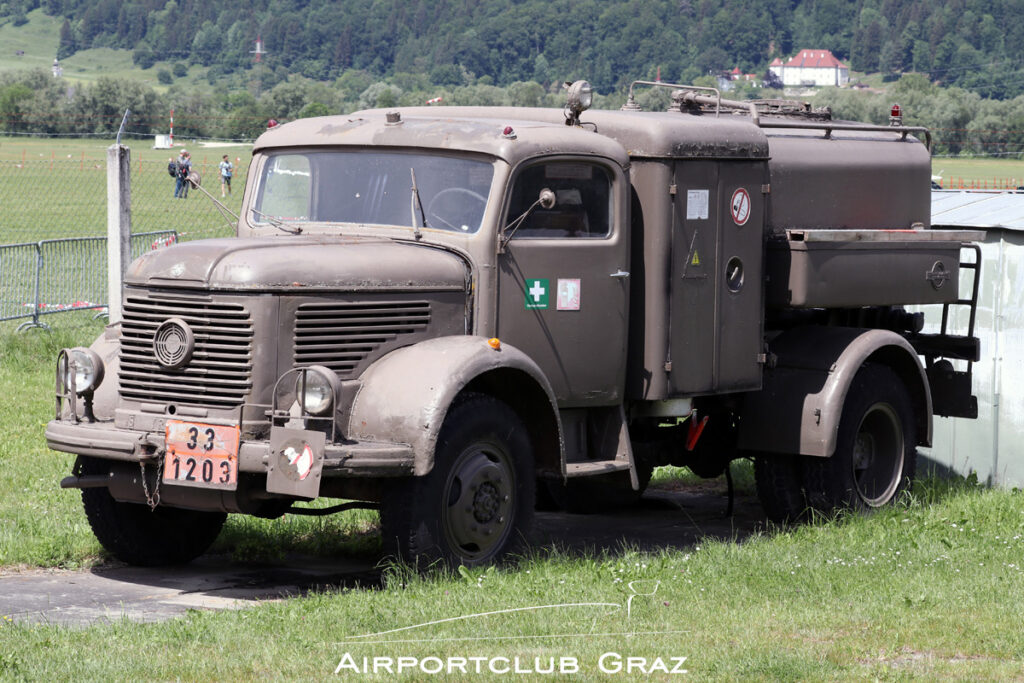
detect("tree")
[0,84,34,132]
[57,18,76,60]
[299,101,331,118]
[507,81,544,107]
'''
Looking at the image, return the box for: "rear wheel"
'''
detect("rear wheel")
[79,457,226,566]
[804,364,917,513]
[753,453,807,523]
[381,394,535,568]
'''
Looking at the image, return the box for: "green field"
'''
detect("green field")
[931,157,1024,189]
[0,136,252,243]
[0,9,214,92]
[1,328,1023,679]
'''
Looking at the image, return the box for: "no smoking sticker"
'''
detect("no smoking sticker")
[730,188,751,226]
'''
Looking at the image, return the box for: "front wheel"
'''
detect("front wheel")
[380,393,535,568]
[804,364,918,513]
[79,457,226,566]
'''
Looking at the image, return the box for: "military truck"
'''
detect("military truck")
[48,81,982,567]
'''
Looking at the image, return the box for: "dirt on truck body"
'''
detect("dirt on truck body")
[48,82,983,567]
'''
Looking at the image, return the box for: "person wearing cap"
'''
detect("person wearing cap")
[174,149,192,199]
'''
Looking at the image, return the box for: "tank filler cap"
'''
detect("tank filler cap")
[385,111,402,125]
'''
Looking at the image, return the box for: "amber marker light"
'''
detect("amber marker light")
[488,338,502,350]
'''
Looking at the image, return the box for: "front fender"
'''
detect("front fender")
[347,336,560,475]
[738,327,931,457]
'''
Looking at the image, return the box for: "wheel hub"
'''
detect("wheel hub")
[443,445,514,559]
[853,404,904,507]
[473,482,500,523]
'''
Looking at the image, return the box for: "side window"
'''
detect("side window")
[507,161,612,238]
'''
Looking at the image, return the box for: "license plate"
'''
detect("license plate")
[163,420,239,490]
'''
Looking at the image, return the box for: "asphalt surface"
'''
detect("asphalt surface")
[0,486,765,627]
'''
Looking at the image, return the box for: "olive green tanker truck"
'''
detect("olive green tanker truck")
[47,81,982,567]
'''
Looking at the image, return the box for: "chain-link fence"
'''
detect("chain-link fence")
[0,148,250,243]
[0,143,251,329]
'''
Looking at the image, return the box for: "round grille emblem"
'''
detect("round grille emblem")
[153,318,195,370]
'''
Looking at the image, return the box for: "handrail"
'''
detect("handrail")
[758,119,932,150]
[621,79,931,150]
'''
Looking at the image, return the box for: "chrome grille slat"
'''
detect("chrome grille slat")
[119,292,254,408]
[293,301,430,377]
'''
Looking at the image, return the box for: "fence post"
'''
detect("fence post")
[106,144,131,323]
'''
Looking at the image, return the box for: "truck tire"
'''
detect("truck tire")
[79,457,226,566]
[380,393,535,568]
[753,454,807,524]
[804,364,918,512]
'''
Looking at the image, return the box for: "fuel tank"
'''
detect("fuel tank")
[764,124,931,232]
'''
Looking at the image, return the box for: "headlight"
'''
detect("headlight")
[295,366,338,416]
[63,347,104,396]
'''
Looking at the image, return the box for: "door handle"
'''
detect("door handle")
[609,270,630,279]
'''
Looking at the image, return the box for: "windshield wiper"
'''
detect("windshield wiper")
[410,167,427,240]
[250,207,303,235]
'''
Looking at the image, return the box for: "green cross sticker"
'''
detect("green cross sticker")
[525,278,549,309]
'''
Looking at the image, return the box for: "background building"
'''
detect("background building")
[770,50,849,87]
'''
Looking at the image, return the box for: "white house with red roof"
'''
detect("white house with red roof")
[769,50,849,87]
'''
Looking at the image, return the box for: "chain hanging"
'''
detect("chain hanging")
[139,453,164,510]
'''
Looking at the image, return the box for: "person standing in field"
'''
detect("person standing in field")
[219,154,234,197]
[174,150,191,199]
[167,157,178,193]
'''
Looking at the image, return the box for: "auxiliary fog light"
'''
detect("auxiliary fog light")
[294,365,340,416]
[566,80,593,114]
[62,347,104,396]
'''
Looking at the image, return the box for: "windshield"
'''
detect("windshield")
[251,150,494,234]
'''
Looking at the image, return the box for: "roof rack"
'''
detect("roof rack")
[620,80,932,150]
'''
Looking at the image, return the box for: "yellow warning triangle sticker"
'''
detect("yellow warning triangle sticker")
[691,250,701,266]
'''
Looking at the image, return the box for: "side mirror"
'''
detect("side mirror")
[501,188,556,249]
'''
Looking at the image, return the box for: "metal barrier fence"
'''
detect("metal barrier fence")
[1,231,177,330]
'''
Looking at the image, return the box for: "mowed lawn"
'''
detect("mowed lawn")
[1,136,1023,678]
[933,157,1024,189]
[0,136,250,244]
[1,328,1023,680]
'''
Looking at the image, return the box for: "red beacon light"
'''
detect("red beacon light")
[889,104,903,126]
[501,125,517,140]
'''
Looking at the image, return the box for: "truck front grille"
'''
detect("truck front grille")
[119,292,254,408]
[294,301,431,376]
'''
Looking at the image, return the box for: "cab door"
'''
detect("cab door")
[496,158,629,406]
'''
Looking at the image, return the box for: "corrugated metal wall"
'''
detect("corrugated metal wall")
[920,191,1024,486]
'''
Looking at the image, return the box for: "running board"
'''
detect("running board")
[564,461,632,477]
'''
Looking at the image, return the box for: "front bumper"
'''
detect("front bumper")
[46,419,414,477]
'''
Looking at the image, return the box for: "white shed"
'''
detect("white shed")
[919,190,1024,486]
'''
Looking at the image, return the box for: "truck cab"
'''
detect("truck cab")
[48,82,982,567]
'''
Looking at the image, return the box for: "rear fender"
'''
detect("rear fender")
[738,327,931,457]
[347,336,562,475]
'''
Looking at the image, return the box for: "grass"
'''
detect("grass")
[1,331,1023,678]
[0,136,251,242]
[931,157,1024,189]
[0,9,215,91]
[1,475,1022,678]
